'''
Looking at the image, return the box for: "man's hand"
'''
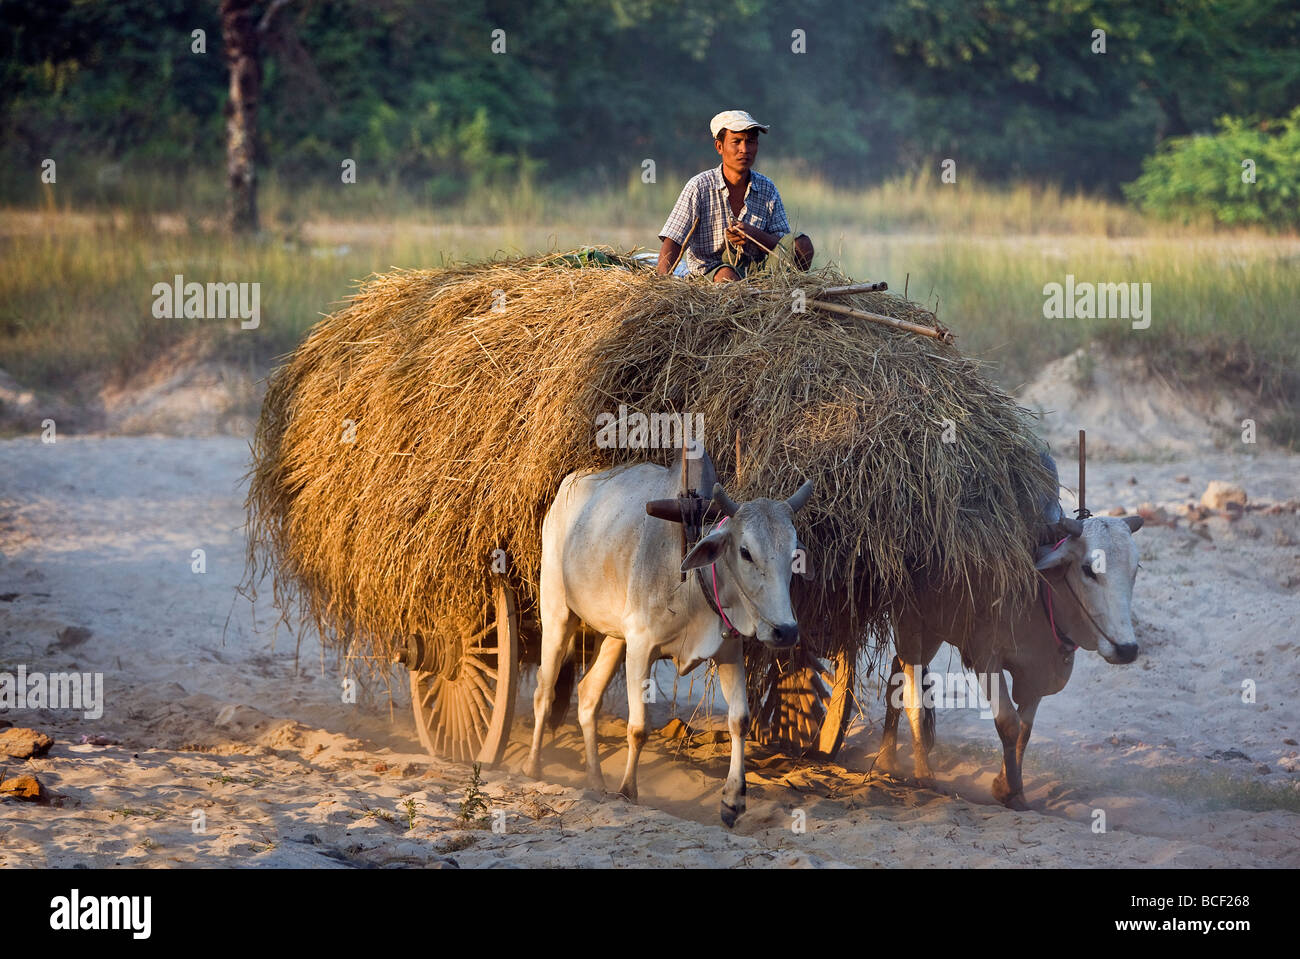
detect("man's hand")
[794,233,814,270]
[724,223,750,254]
[727,221,779,257]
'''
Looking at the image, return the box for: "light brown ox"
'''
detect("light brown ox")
[879,514,1144,809]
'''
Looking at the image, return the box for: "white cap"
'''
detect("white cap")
[710,110,770,138]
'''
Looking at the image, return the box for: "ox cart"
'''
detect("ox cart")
[246,249,1049,778]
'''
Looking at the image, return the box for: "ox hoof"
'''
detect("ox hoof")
[875,748,898,774]
[991,775,1028,809]
[999,791,1029,811]
[524,759,542,780]
[617,785,638,803]
[720,801,744,828]
[586,773,607,794]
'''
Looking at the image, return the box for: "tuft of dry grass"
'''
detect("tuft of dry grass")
[243,250,1055,674]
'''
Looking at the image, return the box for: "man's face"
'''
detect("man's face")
[715,129,759,173]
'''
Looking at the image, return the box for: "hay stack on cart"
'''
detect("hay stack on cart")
[244,250,1054,764]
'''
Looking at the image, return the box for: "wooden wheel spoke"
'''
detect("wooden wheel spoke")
[447,693,463,762]
[461,622,494,649]
[462,671,491,721]
[441,690,457,757]
[459,692,482,752]
[465,667,496,708]
[467,686,492,733]
[463,692,480,753]
[421,676,440,712]
[426,682,446,723]
[451,693,464,755]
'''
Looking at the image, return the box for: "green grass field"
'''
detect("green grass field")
[3,169,1297,434]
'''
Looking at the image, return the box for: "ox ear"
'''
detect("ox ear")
[1123,515,1144,534]
[681,527,728,573]
[1035,538,1077,572]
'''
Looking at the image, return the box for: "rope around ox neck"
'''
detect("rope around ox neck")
[709,515,738,634]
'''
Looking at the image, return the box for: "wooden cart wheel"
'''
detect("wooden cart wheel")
[408,580,519,766]
[751,649,855,759]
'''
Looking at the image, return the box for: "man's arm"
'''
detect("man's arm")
[657,180,699,275]
[656,237,683,275]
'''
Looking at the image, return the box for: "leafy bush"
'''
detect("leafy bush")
[1124,109,1300,228]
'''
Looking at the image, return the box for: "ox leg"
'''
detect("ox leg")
[990,672,1029,810]
[902,662,935,782]
[877,655,905,773]
[525,606,579,781]
[714,634,748,828]
[920,666,937,752]
[576,634,626,793]
[1007,694,1041,809]
[616,637,653,802]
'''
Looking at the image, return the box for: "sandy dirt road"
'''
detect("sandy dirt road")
[1,435,1297,867]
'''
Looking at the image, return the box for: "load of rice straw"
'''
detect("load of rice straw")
[244,249,1055,676]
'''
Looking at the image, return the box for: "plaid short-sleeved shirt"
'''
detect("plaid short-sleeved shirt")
[658,165,791,275]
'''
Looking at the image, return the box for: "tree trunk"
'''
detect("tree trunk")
[221,0,260,234]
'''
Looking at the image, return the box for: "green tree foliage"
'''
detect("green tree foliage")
[1125,109,1300,228]
[2,0,1297,201]
[1,0,224,165]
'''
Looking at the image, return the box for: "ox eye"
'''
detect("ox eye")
[1082,563,1098,580]
[740,546,753,563]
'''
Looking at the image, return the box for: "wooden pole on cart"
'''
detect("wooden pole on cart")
[1076,428,1089,519]
[679,425,689,580]
[808,298,954,344]
[818,281,889,295]
[680,421,688,494]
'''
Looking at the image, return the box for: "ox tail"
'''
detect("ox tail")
[548,657,576,731]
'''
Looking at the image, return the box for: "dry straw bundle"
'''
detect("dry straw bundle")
[244,250,1054,672]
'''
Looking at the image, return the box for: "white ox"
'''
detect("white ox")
[525,460,813,827]
[880,514,1144,808]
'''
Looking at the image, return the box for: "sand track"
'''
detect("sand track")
[1,436,1297,867]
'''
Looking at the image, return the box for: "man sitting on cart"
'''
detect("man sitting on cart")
[655,109,814,282]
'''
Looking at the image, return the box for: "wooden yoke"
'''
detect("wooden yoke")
[645,427,721,580]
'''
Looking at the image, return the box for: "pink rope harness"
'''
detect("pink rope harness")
[709,516,738,634]
[1041,537,1074,652]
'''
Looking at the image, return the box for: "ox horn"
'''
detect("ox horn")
[786,478,814,514]
[711,483,740,517]
[1058,517,1083,538]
